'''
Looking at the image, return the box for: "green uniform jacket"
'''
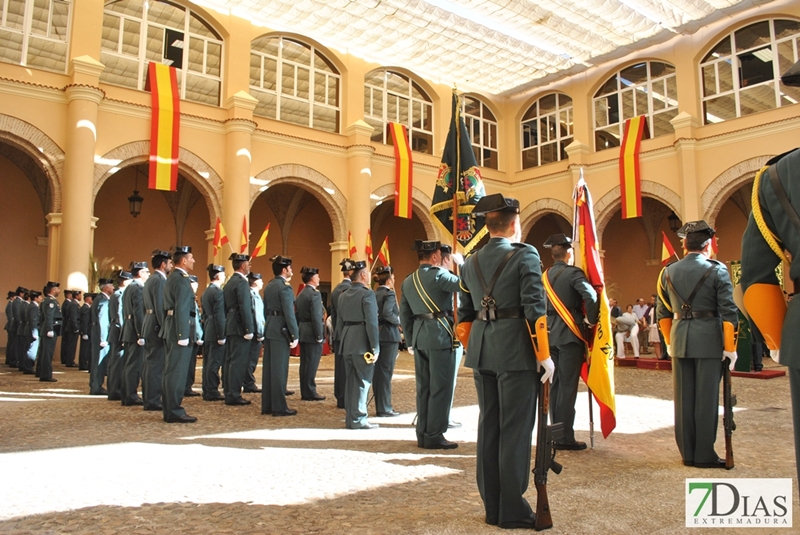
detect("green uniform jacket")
[336,282,379,355]
[545,261,599,347]
[399,264,460,350]
[296,285,324,343]
[41,295,62,335]
[201,284,226,342]
[27,301,40,337]
[458,237,546,372]
[5,299,15,333]
[224,272,255,337]
[110,289,123,342]
[121,281,145,343]
[161,269,195,342]
[330,278,351,343]
[375,286,401,343]
[263,276,298,342]
[142,272,167,339]
[79,303,91,337]
[60,298,72,334]
[656,253,737,358]
[16,300,28,336]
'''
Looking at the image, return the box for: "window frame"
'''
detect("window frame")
[520,92,573,169]
[0,0,72,73]
[461,95,498,170]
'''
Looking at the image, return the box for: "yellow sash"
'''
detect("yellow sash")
[543,268,586,344]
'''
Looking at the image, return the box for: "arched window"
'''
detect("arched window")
[249,36,341,133]
[364,69,433,154]
[0,0,70,73]
[521,93,573,169]
[701,19,800,124]
[100,0,222,106]
[462,95,498,170]
[593,61,678,151]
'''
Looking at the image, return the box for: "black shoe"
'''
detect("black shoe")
[423,438,459,450]
[65,364,77,368]
[143,405,163,411]
[554,440,587,451]
[165,414,197,423]
[91,388,108,395]
[39,378,58,382]
[377,410,400,417]
[184,391,201,397]
[22,371,35,375]
[272,409,298,416]
[225,398,251,406]
[107,396,121,401]
[123,399,144,406]
[498,514,536,529]
[694,458,726,469]
[243,388,262,393]
[285,390,295,396]
[203,395,225,401]
[302,395,326,401]
[350,422,379,429]
[683,460,694,467]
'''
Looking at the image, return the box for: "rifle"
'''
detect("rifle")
[533,378,563,531]
[722,357,736,470]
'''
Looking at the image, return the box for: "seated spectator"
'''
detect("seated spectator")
[615,304,640,358]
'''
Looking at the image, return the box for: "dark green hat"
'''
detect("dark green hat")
[676,220,715,239]
[543,233,572,248]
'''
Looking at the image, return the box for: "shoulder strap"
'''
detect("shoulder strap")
[665,263,716,319]
[768,162,800,235]
[473,246,522,299]
[543,270,586,343]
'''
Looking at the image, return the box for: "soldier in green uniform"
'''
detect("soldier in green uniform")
[38,281,62,382]
[121,262,149,406]
[59,289,73,366]
[160,246,197,423]
[16,290,30,372]
[64,290,80,367]
[657,220,738,468]
[337,260,380,429]
[542,233,599,451]
[261,255,299,416]
[201,264,226,401]
[457,193,554,529]
[330,259,354,409]
[373,265,400,416]
[23,290,43,375]
[183,274,202,398]
[78,294,92,371]
[4,289,18,368]
[243,272,265,394]
[107,271,132,401]
[89,278,113,395]
[142,249,172,411]
[399,240,461,449]
[223,253,255,406]
[297,266,325,401]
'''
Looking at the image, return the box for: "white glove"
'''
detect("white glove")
[196,340,204,346]
[177,339,189,346]
[723,350,737,371]
[373,350,380,362]
[32,331,38,340]
[451,253,465,266]
[289,339,298,349]
[257,337,264,342]
[99,341,108,348]
[407,347,414,356]
[243,333,254,341]
[81,334,88,340]
[538,357,555,384]
[137,338,145,346]
[47,331,54,338]
[217,339,226,346]
[770,349,780,364]
[316,339,324,344]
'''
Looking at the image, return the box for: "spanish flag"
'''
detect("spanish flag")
[212,217,229,256]
[348,231,357,259]
[377,236,390,266]
[619,116,647,219]
[240,216,248,254]
[661,231,678,265]
[251,223,270,258]
[145,62,180,192]
[389,123,413,219]
[711,234,719,258]
[365,229,373,265]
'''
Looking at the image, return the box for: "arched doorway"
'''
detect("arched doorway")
[370,197,432,285]
[523,213,573,271]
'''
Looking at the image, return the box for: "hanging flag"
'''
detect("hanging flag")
[212,217,229,256]
[365,229,373,265]
[389,122,413,219]
[347,231,357,259]
[661,231,678,265]
[377,236,390,266]
[240,216,248,254]
[711,234,719,258]
[430,90,487,253]
[573,171,617,439]
[251,223,270,258]
[619,116,647,219]
[145,62,180,191]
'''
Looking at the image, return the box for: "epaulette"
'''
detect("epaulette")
[284,281,291,286]
[181,272,189,277]
[312,287,318,292]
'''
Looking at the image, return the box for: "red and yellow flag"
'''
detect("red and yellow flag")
[661,231,678,265]
[348,231,357,259]
[389,122,413,219]
[573,173,616,438]
[711,235,719,258]
[145,62,180,191]
[213,217,229,256]
[377,236,390,266]
[365,229,373,265]
[251,223,270,258]
[619,116,647,219]
[240,216,248,254]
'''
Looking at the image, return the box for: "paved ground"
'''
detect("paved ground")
[0,351,797,534]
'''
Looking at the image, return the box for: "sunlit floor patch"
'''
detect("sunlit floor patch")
[0,442,459,520]
[0,397,45,402]
[0,391,99,399]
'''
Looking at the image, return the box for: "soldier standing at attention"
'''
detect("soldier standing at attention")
[201,264,226,401]
[337,260,380,429]
[107,271,132,401]
[89,278,114,395]
[542,233,599,451]
[59,290,73,365]
[78,293,92,371]
[243,272,265,394]
[160,246,197,423]
[223,253,255,406]
[9,287,27,369]
[4,290,17,368]
[373,265,400,417]
[297,266,325,401]
[121,262,149,406]
[142,249,172,411]
[39,281,62,382]
[657,220,738,468]
[23,290,43,375]
[399,240,462,450]
[16,290,31,372]
[261,255,299,416]
[64,290,81,367]
[330,259,354,409]
[184,274,202,398]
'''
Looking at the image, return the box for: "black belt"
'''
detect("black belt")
[414,310,452,321]
[379,320,394,326]
[344,321,365,326]
[266,310,283,316]
[477,307,524,321]
[674,310,719,320]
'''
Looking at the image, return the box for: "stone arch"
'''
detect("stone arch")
[249,164,347,243]
[701,155,772,227]
[93,141,223,227]
[0,113,63,213]
[370,183,437,241]
[594,180,682,241]
[520,198,573,239]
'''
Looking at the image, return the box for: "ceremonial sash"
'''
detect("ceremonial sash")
[543,268,586,344]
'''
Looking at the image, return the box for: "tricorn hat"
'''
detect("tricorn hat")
[172,245,192,255]
[247,272,262,281]
[152,249,172,260]
[439,244,452,255]
[118,271,133,281]
[351,260,367,270]
[375,265,393,275]
[472,193,520,215]
[676,220,716,239]
[130,261,148,275]
[543,233,573,248]
[300,266,319,275]
[29,290,42,299]
[45,281,60,290]
[229,253,251,262]
[98,278,114,287]
[413,240,440,252]
[269,255,292,266]
[339,258,355,272]
[206,263,225,276]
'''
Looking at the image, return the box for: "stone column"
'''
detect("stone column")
[671,112,701,222]
[345,121,375,263]
[45,213,62,283]
[205,229,216,284]
[329,240,349,286]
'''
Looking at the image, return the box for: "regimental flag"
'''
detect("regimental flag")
[389,122,413,219]
[365,229,373,265]
[661,231,678,265]
[619,116,647,219]
[251,223,270,258]
[348,231,357,259]
[240,216,248,254]
[573,172,617,439]
[377,236,390,266]
[213,217,229,256]
[430,90,487,253]
[145,62,180,192]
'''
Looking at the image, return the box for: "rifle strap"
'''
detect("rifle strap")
[543,269,586,344]
[664,263,716,319]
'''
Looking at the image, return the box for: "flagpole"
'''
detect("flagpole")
[452,87,460,327]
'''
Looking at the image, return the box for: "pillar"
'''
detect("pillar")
[345,120,375,264]
[330,241,349,286]
[671,112,702,222]
[205,228,216,285]
[46,213,61,283]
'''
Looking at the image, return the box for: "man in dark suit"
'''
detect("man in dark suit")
[330,259,353,409]
[657,220,738,468]
[223,253,255,406]
[142,249,172,411]
[542,233,599,451]
[201,264,226,401]
[458,193,554,529]
[89,279,113,395]
[121,262,149,406]
[107,271,132,401]
[39,281,62,382]
[297,266,325,401]
[78,294,92,371]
